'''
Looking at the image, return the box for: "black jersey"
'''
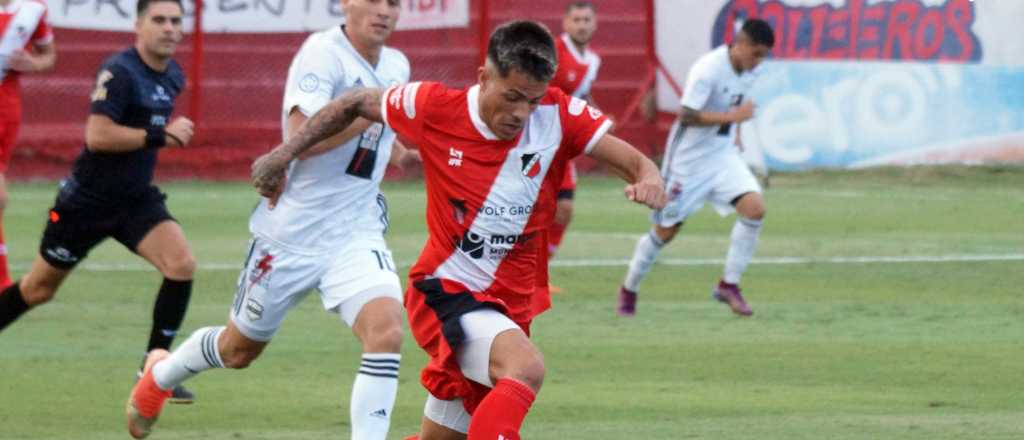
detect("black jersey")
[66,47,184,206]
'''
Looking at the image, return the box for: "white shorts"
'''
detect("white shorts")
[423,308,520,434]
[229,235,403,341]
[653,153,761,227]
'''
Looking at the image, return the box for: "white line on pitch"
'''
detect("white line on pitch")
[11,253,1023,272]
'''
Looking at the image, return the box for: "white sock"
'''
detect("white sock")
[350,353,401,440]
[152,326,225,390]
[724,217,763,284]
[623,231,666,292]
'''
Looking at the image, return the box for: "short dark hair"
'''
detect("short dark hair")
[138,0,183,17]
[487,20,558,83]
[566,1,596,14]
[740,18,775,47]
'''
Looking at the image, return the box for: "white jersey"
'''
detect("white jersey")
[664,45,757,175]
[249,25,410,254]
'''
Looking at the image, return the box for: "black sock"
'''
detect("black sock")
[146,278,193,354]
[0,281,29,331]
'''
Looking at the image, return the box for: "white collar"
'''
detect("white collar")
[334,25,383,76]
[466,85,500,141]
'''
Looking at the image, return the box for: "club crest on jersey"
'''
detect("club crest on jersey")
[520,153,542,178]
[568,97,587,116]
[299,73,319,93]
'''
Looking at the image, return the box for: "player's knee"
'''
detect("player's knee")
[510,352,546,392]
[220,346,260,369]
[364,323,404,353]
[745,205,766,221]
[20,282,57,306]
[163,253,196,279]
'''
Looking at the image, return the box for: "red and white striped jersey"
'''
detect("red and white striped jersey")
[551,33,600,99]
[0,0,52,118]
[382,81,611,321]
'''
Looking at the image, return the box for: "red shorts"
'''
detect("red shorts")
[406,277,538,415]
[557,159,577,199]
[0,119,20,173]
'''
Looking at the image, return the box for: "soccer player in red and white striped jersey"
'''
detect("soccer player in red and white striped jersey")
[0,0,55,288]
[546,1,601,277]
[252,21,666,440]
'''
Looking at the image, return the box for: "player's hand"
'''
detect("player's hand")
[7,50,36,72]
[396,149,422,171]
[166,117,195,147]
[251,148,291,209]
[731,100,755,123]
[624,181,668,210]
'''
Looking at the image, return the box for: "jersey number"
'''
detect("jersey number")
[346,123,385,179]
[717,94,744,136]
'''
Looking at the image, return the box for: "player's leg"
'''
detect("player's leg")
[463,311,543,440]
[709,157,764,316]
[0,119,19,288]
[619,173,708,315]
[129,216,198,403]
[1,193,106,331]
[0,256,70,330]
[416,395,471,440]
[321,240,404,440]
[128,237,313,438]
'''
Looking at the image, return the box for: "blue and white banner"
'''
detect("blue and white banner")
[742,62,1024,169]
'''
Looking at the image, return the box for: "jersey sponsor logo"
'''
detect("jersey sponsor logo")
[299,73,320,93]
[588,106,603,120]
[151,85,171,102]
[476,203,533,219]
[448,147,464,167]
[245,297,265,321]
[454,230,536,260]
[568,96,587,116]
[520,153,542,178]
[44,246,78,264]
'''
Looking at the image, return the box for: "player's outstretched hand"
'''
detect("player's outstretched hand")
[166,117,195,147]
[732,100,755,123]
[251,148,291,209]
[624,181,668,210]
[8,50,36,72]
[397,149,422,171]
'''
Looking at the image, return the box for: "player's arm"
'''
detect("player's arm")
[588,134,667,209]
[288,107,374,160]
[389,139,421,170]
[252,87,384,203]
[679,101,754,127]
[8,41,56,73]
[85,115,194,153]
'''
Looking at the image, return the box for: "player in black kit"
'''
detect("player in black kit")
[0,0,197,403]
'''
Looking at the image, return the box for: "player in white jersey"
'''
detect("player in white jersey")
[618,19,775,317]
[125,1,416,439]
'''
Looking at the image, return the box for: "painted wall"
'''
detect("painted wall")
[656,0,1024,169]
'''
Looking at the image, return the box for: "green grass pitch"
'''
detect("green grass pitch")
[1,166,1022,439]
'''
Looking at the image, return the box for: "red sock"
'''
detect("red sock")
[0,215,10,288]
[546,221,568,258]
[467,378,536,440]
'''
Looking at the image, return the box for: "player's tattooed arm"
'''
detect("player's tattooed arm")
[678,102,755,127]
[252,87,384,207]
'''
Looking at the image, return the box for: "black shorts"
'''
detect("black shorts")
[39,188,175,269]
